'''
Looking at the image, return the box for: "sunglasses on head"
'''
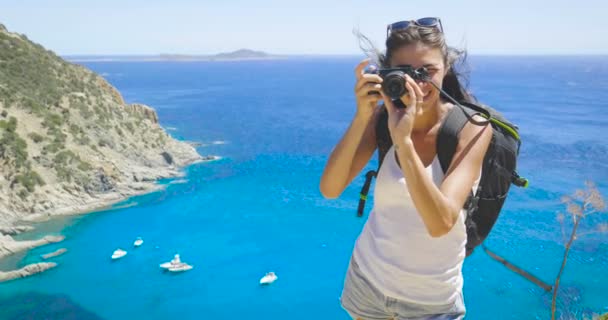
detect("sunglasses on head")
[386,17,443,38]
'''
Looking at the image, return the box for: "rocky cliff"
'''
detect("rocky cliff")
[0,23,205,249]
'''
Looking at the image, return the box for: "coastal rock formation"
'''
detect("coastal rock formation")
[0,262,57,283]
[0,225,34,235]
[0,22,208,262]
[40,248,67,260]
[0,23,203,230]
[0,235,65,259]
[125,103,159,124]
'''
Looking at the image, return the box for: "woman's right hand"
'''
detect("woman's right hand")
[354,58,383,120]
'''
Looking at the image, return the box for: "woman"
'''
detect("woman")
[319,18,492,319]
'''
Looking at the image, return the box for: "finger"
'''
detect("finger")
[404,75,423,105]
[380,90,397,117]
[402,81,417,108]
[356,83,383,98]
[412,76,425,103]
[354,74,382,92]
[354,58,371,80]
[363,89,383,100]
[360,95,382,107]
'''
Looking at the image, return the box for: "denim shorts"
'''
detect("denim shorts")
[340,257,466,320]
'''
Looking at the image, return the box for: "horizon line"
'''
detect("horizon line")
[62,52,608,57]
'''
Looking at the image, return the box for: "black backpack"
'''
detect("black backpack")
[357,101,529,256]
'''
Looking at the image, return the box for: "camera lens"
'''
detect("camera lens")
[414,67,429,81]
[382,71,407,100]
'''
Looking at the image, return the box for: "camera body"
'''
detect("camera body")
[366,65,429,105]
[378,65,429,100]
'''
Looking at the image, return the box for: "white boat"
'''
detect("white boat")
[111,249,127,260]
[160,254,181,269]
[168,264,193,272]
[160,254,190,270]
[133,238,144,247]
[259,272,278,285]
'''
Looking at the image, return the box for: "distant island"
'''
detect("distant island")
[65,49,286,62]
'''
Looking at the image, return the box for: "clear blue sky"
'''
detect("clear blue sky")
[1,0,606,55]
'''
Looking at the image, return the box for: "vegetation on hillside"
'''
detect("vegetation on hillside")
[0,23,168,200]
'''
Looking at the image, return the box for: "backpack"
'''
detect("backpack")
[357,101,529,256]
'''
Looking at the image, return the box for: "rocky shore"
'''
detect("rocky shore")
[0,23,220,281]
[0,262,58,283]
[40,248,67,260]
[0,235,65,261]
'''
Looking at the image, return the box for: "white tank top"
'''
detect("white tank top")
[353,145,480,305]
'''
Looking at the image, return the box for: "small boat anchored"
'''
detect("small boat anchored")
[111,249,127,260]
[133,237,144,247]
[168,264,193,272]
[259,271,278,285]
[160,254,193,273]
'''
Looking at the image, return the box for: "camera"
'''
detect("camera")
[366,65,429,102]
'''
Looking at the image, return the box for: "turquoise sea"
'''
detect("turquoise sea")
[1,56,607,319]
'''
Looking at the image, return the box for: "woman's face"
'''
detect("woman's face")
[389,43,446,107]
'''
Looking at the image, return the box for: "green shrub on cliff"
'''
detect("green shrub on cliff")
[0,24,179,200]
[28,132,44,143]
[75,135,90,146]
[75,101,94,119]
[123,122,135,134]
[0,116,17,132]
[42,141,64,155]
[0,31,65,109]
[41,113,63,129]
[0,117,45,196]
[15,170,45,192]
[0,117,28,169]
[52,150,92,183]
[69,123,81,136]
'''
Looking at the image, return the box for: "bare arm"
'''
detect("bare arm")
[319,59,383,199]
[395,116,492,237]
[319,109,380,199]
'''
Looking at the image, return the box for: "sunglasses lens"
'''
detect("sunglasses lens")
[416,17,438,27]
[390,21,411,31]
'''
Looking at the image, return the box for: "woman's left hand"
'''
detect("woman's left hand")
[381,75,425,145]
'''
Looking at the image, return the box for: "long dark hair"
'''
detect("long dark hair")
[355,24,475,104]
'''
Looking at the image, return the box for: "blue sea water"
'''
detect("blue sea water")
[1,56,607,319]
